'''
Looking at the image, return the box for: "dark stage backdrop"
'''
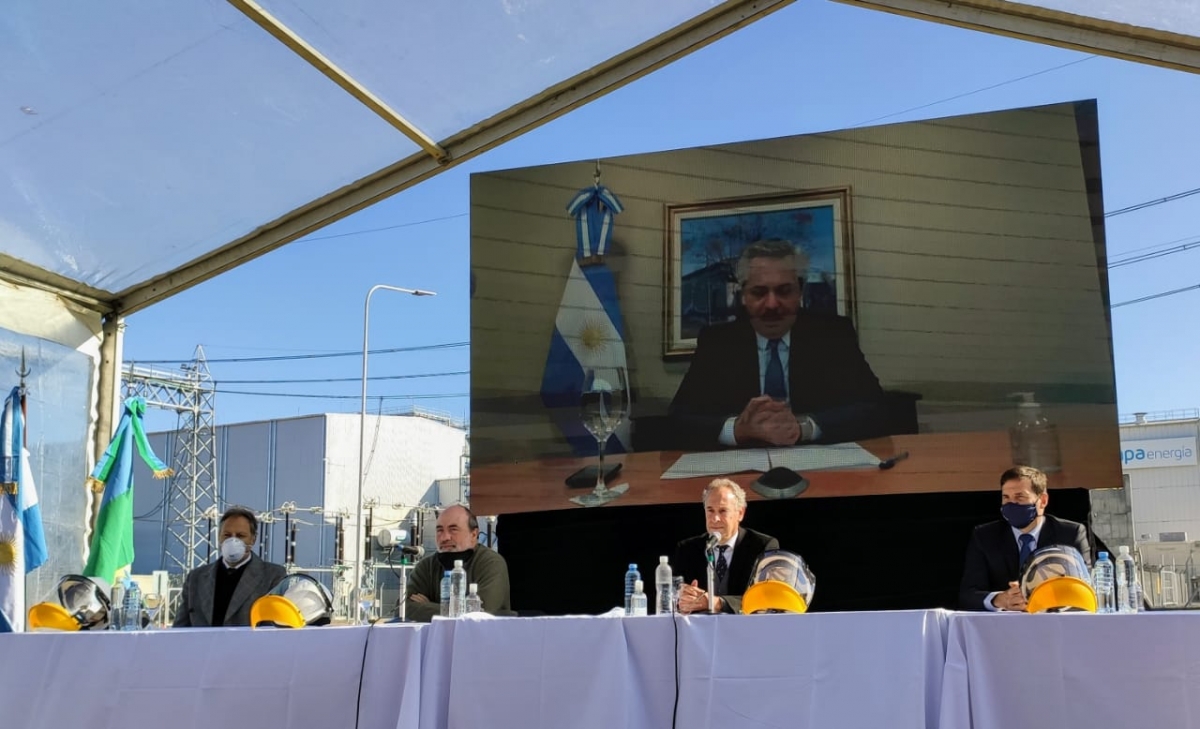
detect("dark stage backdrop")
[496,489,1099,614]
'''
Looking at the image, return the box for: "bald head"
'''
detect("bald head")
[436,504,480,552]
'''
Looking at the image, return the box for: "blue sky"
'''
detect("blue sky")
[124,0,1200,429]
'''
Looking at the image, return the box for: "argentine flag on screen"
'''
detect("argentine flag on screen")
[0,386,48,633]
[540,183,631,455]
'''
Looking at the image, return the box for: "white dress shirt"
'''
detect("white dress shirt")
[984,517,1045,611]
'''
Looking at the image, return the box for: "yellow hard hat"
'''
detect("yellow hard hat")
[250,595,306,628]
[740,550,815,615]
[1020,545,1097,613]
[26,574,113,631]
[28,602,81,632]
[251,573,334,628]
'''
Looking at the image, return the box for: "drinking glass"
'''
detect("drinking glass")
[572,366,630,507]
[142,592,163,628]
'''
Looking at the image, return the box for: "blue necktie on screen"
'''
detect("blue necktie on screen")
[764,339,787,399]
[1018,533,1035,567]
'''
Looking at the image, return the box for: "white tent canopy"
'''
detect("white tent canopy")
[2,0,1199,318]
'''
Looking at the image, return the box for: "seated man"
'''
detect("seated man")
[174,506,288,627]
[959,466,1092,611]
[675,478,779,614]
[667,239,887,450]
[403,504,511,621]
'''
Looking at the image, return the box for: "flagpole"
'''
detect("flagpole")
[356,285,435,624]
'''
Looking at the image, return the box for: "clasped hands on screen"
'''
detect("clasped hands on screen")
[734,396,802,446]
[677,579,723,614]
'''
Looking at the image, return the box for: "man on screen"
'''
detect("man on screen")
[675,479,779,614]
[667,239,886,450]
[959,466,1092,611]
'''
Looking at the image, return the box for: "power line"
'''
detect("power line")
[853,56,1096,127]
[215,389,468,400]
[301,212,468,243]
[135,341,468,365]
[1112,283,1200,309]
[1110,238,1200,269]
[1106,186,1200,218]
[218,370,469,385]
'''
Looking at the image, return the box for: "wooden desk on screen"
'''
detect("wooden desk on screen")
[470,428,1120,514]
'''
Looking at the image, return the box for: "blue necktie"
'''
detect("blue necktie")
[715,545,729,593]
[1018,534,1035,567]
[764,339,787,400]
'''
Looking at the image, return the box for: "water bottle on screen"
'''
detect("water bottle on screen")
[624,563,641,615]
[655,556,674,615]
[122,574,142,631]
[1092,552,1115,613]
[450,559,468,617]
[466,583,483,614]
[440,570,452,617]
[630,580,648,616]
[1116,546,1139,614]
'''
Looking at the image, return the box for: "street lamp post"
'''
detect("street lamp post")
[356,284,436,623]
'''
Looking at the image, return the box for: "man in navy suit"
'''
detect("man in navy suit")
[667,239,886,450]
[959,466,1092,611]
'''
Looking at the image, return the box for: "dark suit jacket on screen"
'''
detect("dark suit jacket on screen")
[958,514,1091,611]
[667,313,885,449]
[674,527,779,614]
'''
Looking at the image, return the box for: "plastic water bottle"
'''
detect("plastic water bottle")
[1092,552,1115,613]
[655,556,674,615]
[1116,546,1139,614]
[465,583,483,614]
[630,579,648,616]
[439,570,452,617]
[110,582,126,631]
[122,575,142,631]
[449,559,467,617]
[624,563,641,615]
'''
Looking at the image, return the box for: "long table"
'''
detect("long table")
[2,609,1192,729]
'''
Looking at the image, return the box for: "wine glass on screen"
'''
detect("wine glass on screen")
[143,592,163,628]
[572,366,630,507]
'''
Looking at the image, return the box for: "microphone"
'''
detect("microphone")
[705,532,721,551]
[400,545,425,557]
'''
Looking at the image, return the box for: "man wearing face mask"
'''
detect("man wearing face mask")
[959,466,1091,611]
[402,504,511,622]
[173,506,288,627]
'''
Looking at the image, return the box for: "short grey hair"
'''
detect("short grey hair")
[702,478,747,510]
[735,239,810,286]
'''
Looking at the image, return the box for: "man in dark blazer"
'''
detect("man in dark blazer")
[959,466,1092,611]
[667,239,886,450]
[173,506,288,627]
[675,479,779,614]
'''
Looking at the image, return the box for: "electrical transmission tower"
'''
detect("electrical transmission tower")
[122,345,218,573]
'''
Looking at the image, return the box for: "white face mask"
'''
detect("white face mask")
[221,537,248,565]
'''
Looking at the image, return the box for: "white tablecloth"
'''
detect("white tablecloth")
[436,610,950,729]
[0,625,370,729]
[940,612,1200,729]
[357,623,426,729]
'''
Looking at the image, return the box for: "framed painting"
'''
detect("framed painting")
[663,188,855,358]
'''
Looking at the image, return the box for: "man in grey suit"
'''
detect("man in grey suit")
[173,506,288,627]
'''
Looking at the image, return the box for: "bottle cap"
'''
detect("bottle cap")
[634,579,644,592]
[1098,551,1109,560]
[469,583,478,593]
[628,563,637,570]
[660,556,669,563]
[1118,545,1130,555]
[454,559,463,568]
[444,570,452,576]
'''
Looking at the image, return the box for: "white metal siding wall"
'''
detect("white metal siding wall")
[1122,420,1200,541]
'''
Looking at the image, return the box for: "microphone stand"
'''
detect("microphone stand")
[706,544,717,614]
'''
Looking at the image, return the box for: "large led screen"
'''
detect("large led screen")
[470,100,1120,515]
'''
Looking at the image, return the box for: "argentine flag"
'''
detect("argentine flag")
[0,386,48,632]
[541,184,632,455]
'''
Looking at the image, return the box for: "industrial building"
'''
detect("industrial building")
[131,409,470,618]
